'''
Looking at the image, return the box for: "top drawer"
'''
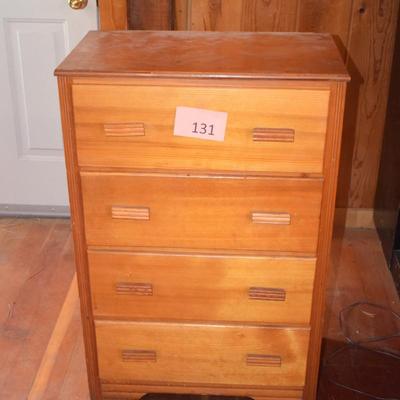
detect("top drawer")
[73,84,330,174]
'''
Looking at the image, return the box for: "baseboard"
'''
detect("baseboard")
[335,207,375,229]
[0,204,70,218]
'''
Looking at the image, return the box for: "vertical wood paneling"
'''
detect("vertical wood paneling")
[297,0,354,59]
[344,0,399,208]
[174,0,190,30]
[190,0,298,31]
[190,0,243,31]
[239,0,299,31]
[99,0,128,31]
[128,0,174,30]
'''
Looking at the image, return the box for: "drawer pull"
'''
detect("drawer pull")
[115,282,153,296]
[246,354,281,367]
[251,212,291,225]
[253,128,295,142]
[104,122,145,137]
[248,287,286,301]
[122,349,157,362]
[112,206,150,220]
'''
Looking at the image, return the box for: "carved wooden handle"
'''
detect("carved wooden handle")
[246,354,281,367]
[253,128,295,142]
[104,122,145,137]
[112,206,150,220]
[115,282,153,296]
[121,349,157,362]
[251,212,291,225]
[248,287,286,301]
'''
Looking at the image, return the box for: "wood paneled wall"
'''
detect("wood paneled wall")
[99,0,400,209]
[375,7,400,260]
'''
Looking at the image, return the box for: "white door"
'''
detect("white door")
[0,0,97,215]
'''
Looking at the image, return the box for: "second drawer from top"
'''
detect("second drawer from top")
[73,83,330,174]
[81,173,323,253]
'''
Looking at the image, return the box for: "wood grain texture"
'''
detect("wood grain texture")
[297,0,354,59]
[248,287,286,301]
[55,31,349,81]
[253,128,295,143]
[28,275,78,400]
[304,82,347,400]
[246,354,282,367]
[73,83,329,175]
[128,0,173,30]
[343,0,400,208]
[95,321,310,387]
[190,0,299,31]
[81,173,323,253]
[121,350,157,363]
[99,0,128,31]
[71,76,332,89]
[174,0,190,30]
[104,122,145,137]
[251,212,291,225]
[115,282,153,296]
[88,250,316,324]
[0,219,74,399]
[56,77,101,399]
[111,206,150,221]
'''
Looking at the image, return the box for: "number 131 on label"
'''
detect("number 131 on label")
[174,106,228,142]
[192,122,214,136]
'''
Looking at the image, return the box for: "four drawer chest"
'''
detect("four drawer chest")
[55,31,349,400]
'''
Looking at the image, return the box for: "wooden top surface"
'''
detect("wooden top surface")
[55,31,349,81]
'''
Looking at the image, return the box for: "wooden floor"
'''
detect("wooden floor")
[0,218,399,400]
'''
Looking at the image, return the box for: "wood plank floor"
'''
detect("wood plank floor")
[0,218,399,400]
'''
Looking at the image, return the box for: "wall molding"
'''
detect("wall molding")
[0,204,70,217]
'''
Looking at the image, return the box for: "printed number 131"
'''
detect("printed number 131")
[192,122,214,136]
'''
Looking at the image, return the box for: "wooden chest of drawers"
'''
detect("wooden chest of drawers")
[56,31,349,400]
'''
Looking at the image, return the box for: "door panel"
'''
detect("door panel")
[0,0,97,211]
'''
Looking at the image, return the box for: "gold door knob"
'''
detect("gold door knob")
[68,0,88,9]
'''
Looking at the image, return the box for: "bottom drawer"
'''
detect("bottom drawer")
[95,321,310,388]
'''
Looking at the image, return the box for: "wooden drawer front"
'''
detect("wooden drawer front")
[95,321,310,387]
[73,84,329,174]
[89,251,315,324]
[81,173,322,253]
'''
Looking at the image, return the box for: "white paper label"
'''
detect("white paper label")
[173,106,228,142]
